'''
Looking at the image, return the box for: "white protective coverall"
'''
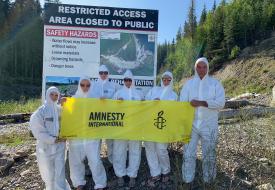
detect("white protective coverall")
[112,70,142,178]
[68,77,107,189]
[29,87,70,190]
[144,71,178,177]
[89,65,119,164]
[180,57,225,183]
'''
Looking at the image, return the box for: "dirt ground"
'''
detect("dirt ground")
[0,115,274,190]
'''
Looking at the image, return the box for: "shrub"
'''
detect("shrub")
[230,45,241,59]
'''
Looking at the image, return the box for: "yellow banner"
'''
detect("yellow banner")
[60,98,195,143]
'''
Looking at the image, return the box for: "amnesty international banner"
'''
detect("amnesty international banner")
[60,98,195,143]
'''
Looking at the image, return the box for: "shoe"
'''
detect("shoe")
[146,175,161,187]
[117,177,125,187]
[204,182,217,190]
[161,173,170,183]
[129,177,136,188]
[182,182,192,190]
[76,185,85,190]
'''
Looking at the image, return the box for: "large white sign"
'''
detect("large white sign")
[43,3,158,99]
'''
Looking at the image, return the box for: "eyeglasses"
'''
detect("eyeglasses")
[124,78,132,82]
[80,84,90,87]
[162,78,171,82]
[99,71,109,75]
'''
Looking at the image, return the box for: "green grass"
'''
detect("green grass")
[222,78,271,96]
[0,98,41,115]
[0,133,32,146]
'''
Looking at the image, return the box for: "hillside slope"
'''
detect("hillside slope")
[213,36,275,97]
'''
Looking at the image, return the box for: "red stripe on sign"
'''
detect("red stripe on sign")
[46,28,98,39]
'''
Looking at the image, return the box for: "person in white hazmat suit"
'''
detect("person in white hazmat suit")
[144,71,178,187]
[29,86,70,190]
[180,57,225,189]
[68,77,107,190]
[112,70,142,188]
[89,65,119,164]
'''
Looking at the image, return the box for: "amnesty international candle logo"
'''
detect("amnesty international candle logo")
[154,110,166,130]
[88,112,125,127]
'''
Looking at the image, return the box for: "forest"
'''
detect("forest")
[157,0,275,80]
[0,0,274,98]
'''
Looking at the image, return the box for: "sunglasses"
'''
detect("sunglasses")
[124,78,132,82]
[80,84,90,87]
[162,78,171,82]
[99,71,109,75]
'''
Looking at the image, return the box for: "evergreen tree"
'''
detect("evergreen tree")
[176,26,182,42]
[0,1,5,27]
[183,0,197,40]
[199,4,207,25]
[221,0,226,6]
[3,0,11,18]
[212,0,217,12]
[0,0,275,98]
[171,38,176,53]
[0,0,43,86]
[183,21,188,36]
[0,0,10,37]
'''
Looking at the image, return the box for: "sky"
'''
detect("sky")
[40,0,221,43]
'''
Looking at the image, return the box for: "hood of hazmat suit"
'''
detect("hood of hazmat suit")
[146,71,177,101]
[89,65,118,98]
[113,70,142,100]
[30,86,61,145]
[74,76,91,98]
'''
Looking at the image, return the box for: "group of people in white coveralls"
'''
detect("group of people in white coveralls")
[29,57,225,190]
